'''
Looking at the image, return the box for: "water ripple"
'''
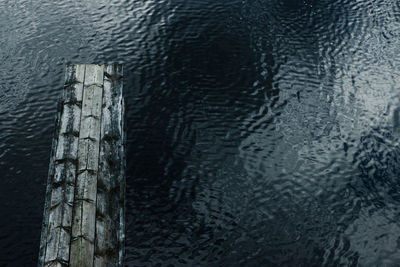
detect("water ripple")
[1,0,400,265]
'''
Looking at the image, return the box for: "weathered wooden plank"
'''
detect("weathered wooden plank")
[71,200,96,241]
[40,65,85,267]
[94,64,125,267]
[84,64,104,85]
[45,126,80,264]
[69,236,94,267]
[40,64,124,267]
[53,162,76,185]
[75,171,98,202]
[70,64,104,267]
[94,211,116,254]
[59,104,81,135]
[78,68,103,172]
[45,203,62,263]
[55,136,78,161]
[111,64,125,267]
[63,64,84,104]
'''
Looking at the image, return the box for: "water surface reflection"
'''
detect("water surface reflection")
[1,0,400,265]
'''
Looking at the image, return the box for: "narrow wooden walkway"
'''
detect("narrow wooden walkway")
[39,64,125,267]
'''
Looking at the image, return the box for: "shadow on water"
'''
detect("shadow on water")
[124,1,264,264]
[123,0,348,265]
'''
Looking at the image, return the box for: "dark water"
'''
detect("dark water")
[1,0,400,265]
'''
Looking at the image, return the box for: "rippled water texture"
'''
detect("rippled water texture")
[1,0,400,265]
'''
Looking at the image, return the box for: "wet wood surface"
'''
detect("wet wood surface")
[39,64,125,267]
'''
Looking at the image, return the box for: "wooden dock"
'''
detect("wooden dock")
[38,64,125,267]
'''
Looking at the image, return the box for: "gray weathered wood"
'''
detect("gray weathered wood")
[39,64,125,267]
[94,64,125,267]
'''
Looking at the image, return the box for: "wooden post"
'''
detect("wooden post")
[39,64,125,267]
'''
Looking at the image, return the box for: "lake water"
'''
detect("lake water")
[1,0,400,265]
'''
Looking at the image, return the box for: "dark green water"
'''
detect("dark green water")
[1,0,400,265]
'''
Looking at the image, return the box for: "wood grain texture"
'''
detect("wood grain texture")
[39,64,125,267]
[94,64,125,267]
